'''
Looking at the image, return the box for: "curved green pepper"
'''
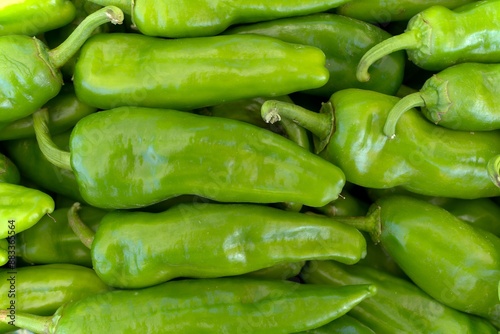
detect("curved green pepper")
[73,32,329,111]
[0,183,54,239]
[335,0,475,23]
[0,277,376,334]
[88,0,351,38]
[261,89,500,199]
[0,153,20,184]
[0,6,123,124]
[226,13,405,97]
[69,202,366,288]
[0,0,76,36]
[0,264,111,334]
[0,85,97,141]
[297,314,375,333]
[4,131,85,202]
[384,62,500,137]
[301,260,498,333]
[17,205,107,267]
[489,155,500,188]
[356,0,500,80]
[339,195,500,326]
[34,107,345,209]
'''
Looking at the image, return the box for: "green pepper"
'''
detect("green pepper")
[261,89,500,199]
[297,314,375,333]
[17,205,106,267]
[73,33,329,111]
[335,0,475,24]
[4,131,85,202]
[441,198,500,238]
[0,85,97,141]
[489,155,500,188]
[0,6,122,125]
[0,277,376,334]
[0,153,19,184]
[226,13,405,97]
[87,0,351,38]
[338,195,500,326]
[314,189,369,218]
[356,0,500,81]
[68,202,366,288]
[0,0,76,36]
[383,63,500,137]
[34,107,345,209]
[301,260,498,333]
[244,261,305,281]
[0,264,111,334]
[0,183,54,239]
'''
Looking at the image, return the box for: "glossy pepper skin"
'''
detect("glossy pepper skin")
[0,183,54,239]
[34,107,345,209]
[0,6,123,124]
[261,89,500,199]
[88,0,351,38]
[384,62,500,137]
[17,205,107,267]
[0,277,376,334]
[0,153,20,184]
[0,264,111,334]
[335,0,475,23]
[297,314,375,334]
[4,131,85,202]
[301,260,498,333]
[226,13,405,97]
[347,195,500,326]
[0,85,97,141]
[357,0,500,81]
[0,0,76,36]
[69,202,366,288]
[73,33,329,111]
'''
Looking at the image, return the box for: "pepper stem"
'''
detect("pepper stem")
[48,6,124,69]
[383,93,426,139]
[0,310,51,334]
[357,30,419,82]
[68,202,95,249]
[33,109,72,171]
[332,206,382,244]
[261,100,333,154]
[487,155,500,188]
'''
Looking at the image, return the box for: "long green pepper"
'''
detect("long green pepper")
[68,202,366,288]
[33,107,345,209]
[87,0,352,38]
[0,278,377,334]
[357,0,500,81]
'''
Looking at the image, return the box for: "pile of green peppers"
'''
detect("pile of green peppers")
[1,0,499,333]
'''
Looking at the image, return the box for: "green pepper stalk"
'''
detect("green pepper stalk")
[88,0,351,38]
[0,277,376,334]
[68,202,367,288]
[356,0,500,82]
[334,195,500,327]
[0,6,123,124]
[383,63,500,137]
[261,89,500,199]
[33,107,345,209]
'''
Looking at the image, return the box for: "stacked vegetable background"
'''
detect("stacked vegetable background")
[1,0,499,333]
